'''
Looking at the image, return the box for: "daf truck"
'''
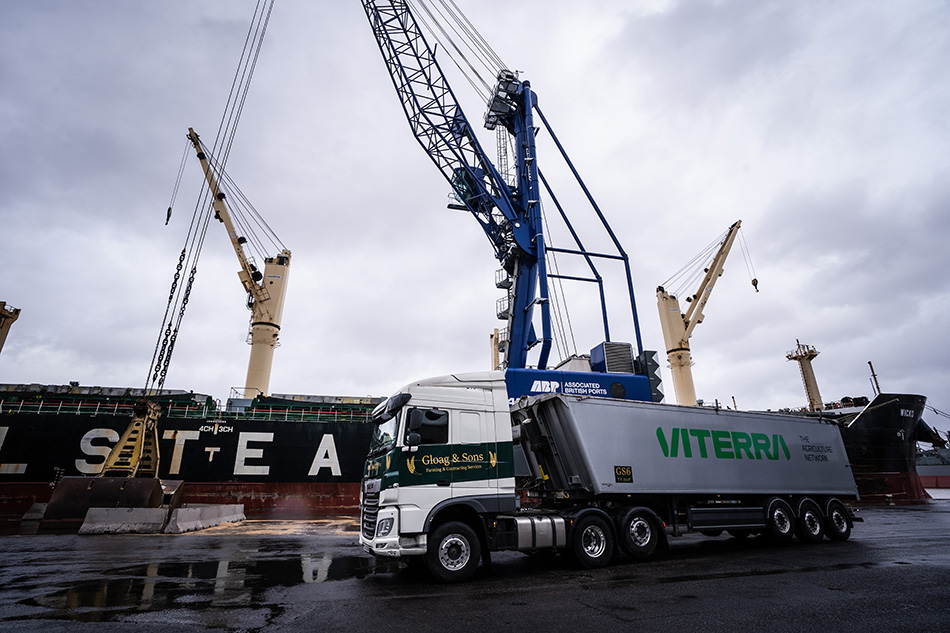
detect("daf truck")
[359,372,859,582]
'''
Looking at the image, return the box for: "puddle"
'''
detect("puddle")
[18,554,403,622]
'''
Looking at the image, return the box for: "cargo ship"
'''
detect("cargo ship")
[785,392,933,503]
[916,428,950,490]
[0,383,379,524]
[774,343,939,503]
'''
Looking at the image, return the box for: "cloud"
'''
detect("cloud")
[1,1,948,433]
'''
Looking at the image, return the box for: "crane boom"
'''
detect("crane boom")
[187,128,291,397]
[363,1,551,369]
[657,220,742,405]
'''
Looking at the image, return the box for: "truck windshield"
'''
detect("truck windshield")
[368,392,411,457]
[368,415,399,457]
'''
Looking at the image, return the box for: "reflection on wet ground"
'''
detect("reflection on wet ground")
[17,554,402,623]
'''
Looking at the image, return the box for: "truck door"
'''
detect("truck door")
[453,409,497,495]
[397,407,452,533]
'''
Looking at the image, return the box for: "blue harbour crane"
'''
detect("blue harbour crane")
[362,0,662,402]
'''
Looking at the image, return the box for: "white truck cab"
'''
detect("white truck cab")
[359,372,517,574]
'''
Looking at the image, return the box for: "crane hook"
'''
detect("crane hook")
[751,278,759,292]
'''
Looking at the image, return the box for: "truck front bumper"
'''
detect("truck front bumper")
[360,507,427,557]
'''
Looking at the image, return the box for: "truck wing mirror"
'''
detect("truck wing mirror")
[406,432,421,447]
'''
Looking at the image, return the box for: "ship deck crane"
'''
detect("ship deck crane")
[41,2,277,531]
[657,220,745,406]
[787,339,823,412]
[186,128,291,398]
[362,0,653,389]
[0,301,20,356]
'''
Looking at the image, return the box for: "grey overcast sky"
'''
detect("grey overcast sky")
[1,1,948,433]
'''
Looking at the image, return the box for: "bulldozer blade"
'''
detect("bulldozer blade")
[41,477,166,527]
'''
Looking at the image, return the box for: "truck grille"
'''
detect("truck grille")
[361,478,381,540]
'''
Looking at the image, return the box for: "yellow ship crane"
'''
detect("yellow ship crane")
[657,220,750,406]
[186,128,291,398]
[42,2,276,532]
[0,301,20,356]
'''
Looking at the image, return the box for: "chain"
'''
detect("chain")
[156,265,197,391]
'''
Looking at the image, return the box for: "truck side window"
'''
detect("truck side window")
[405,408,449,445]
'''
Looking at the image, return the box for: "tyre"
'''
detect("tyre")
[699,529,723,537]
[824,498,852,541]
[795,498,825,543]
[425,521,481,583]
[570,514,614,569]
[764,498,795,543]
[617,509,658,559]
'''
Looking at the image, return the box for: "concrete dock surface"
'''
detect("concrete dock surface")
[2,503,950,632]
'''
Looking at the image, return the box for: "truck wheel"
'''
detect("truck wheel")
[795,499,825,543]
[571,514,614,569]
[765,498,795,543]
[426,521,481,583]
[824,499,852,542]
[617,509,658,559]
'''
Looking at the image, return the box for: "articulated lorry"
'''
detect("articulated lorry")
[359,372,859,582]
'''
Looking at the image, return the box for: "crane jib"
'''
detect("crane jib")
[363,0,645,371]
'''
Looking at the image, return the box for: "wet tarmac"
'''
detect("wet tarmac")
[2,504,950,632]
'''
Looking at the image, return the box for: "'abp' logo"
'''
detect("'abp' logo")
[530,380,561,393]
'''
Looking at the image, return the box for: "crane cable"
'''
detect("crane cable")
[409,0,506,101]
[147,0,276,393]
[165,142,190,225]
[541,200,577,360]
[435,0,505,72]
[409,0,588,365]
[738,226,759,291]
[661,226,732,301]
[661,224,760,303]
[204,138,286,260]
[215,0,275,168]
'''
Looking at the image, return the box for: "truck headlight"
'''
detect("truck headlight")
[376,517,394,538]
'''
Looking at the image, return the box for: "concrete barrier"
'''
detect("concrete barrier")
[76,504,245,534]
[79,507,169,534]
[164,504,246,534]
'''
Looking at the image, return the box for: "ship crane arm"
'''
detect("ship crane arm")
[657,220,742,406]
[186,128,291,397]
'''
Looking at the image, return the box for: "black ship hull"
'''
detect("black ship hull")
[1,386,377,522]
[1,387,934,526]
[826,393,930,503]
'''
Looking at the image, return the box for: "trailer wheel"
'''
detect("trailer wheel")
[617,509,658,559]
[795,499,825,543]
[571,514,614,569]
[426,521,481,583]
[824,499,852,542]
[765,498,795,543]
